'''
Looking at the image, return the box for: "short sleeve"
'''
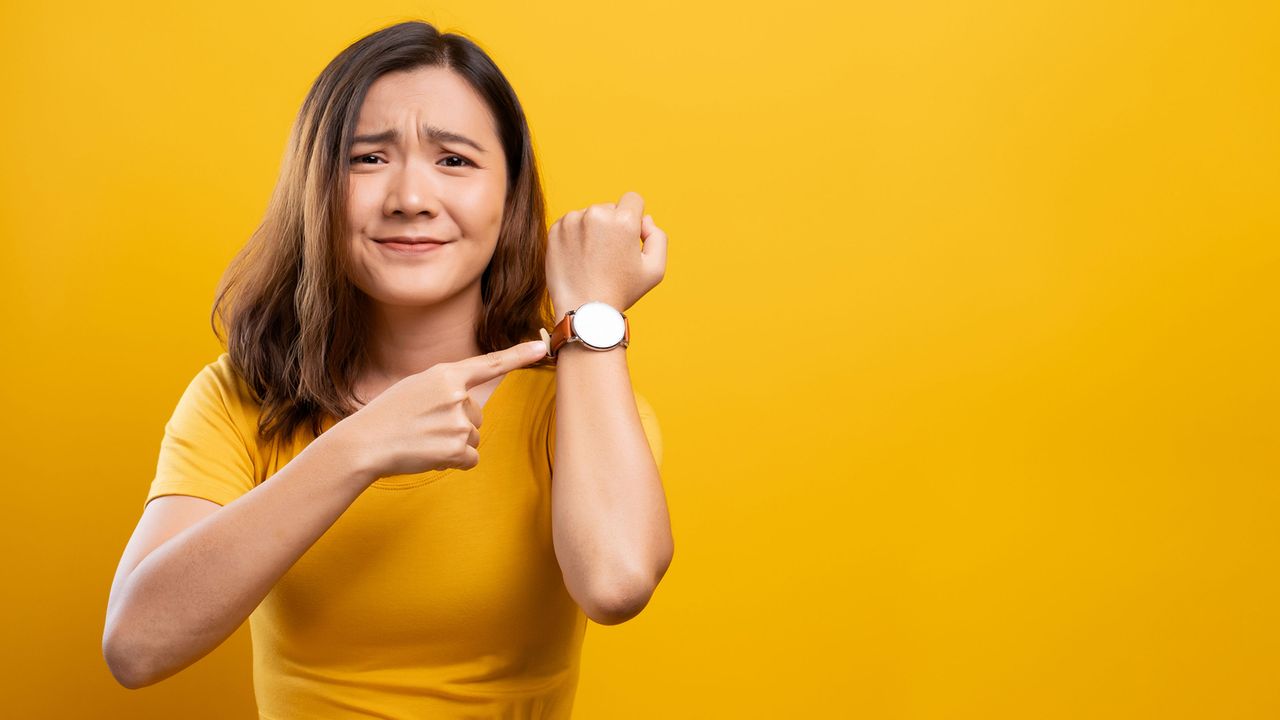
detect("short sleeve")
[547,388,663,471]
[144,360,258,509]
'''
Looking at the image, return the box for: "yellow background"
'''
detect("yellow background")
[2,0,1277,717]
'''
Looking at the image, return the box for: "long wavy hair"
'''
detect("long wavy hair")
[210,20,556,454]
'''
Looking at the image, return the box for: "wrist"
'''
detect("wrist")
[551,296,623,318]
[551,299,575,319]
[318,414,381,488]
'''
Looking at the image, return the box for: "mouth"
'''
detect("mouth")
[373,236,453,254]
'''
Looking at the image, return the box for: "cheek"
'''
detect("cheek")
[348,179,381,229]
[455,182,506,236]
[344,182,381,281]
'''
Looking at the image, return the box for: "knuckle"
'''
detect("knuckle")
[451,439,475,465]
[452,437,471,462]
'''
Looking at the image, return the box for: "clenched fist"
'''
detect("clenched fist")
[546,191,668,317]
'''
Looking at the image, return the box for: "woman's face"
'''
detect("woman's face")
[345,66,507,308]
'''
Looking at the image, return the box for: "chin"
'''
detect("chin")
[375,289,452,307]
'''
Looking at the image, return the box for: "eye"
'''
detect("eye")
[441,154,474,168]
[348,152,473,166]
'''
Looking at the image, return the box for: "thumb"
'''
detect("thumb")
[458,339,548,389]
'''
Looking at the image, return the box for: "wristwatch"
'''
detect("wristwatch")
[539,300,630,359]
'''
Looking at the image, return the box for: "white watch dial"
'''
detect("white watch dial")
[572,301,625,349]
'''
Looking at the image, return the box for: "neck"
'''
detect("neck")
[361,280,484,384]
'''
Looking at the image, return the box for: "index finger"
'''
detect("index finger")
[453,340,548,389]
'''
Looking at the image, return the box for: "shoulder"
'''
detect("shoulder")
[174,353,264,436]
[201,353,262,410]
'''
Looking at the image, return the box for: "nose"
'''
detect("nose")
[382,155,441,218]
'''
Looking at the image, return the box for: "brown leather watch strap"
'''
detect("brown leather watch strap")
[547,311,575,358]
[543,308,630,360]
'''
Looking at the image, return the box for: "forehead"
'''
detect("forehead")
[356,66,496,140]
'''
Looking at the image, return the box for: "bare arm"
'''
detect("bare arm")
[550,343,673,626]
[103,419,373,689]
[543,192,671,625]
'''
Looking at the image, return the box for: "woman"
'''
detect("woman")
[103,20,672,718]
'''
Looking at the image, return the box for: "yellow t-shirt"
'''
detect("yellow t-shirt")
[145,353,663,719]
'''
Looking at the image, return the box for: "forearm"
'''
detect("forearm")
[104,420,373,687]
[550,344,673,624]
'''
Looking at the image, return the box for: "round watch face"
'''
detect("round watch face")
[572,301,625,349]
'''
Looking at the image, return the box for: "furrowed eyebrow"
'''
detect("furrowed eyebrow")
[351,124,487,153]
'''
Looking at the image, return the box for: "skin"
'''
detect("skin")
[343,65,674,622]
[541,193,672,624]
[345,65,510,406]
[102,67,674,691]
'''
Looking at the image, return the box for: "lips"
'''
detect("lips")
[374,236,450,245]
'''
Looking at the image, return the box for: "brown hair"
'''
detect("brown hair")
[210,20,555,454]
